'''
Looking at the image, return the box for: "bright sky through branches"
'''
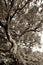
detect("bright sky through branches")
[32,31,43,52]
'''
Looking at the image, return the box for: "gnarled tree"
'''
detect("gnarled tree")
[0,0,43,65]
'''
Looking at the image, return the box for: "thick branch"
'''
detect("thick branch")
[5,0,31,24]
[0,22,12,51]
[0,21,10,41]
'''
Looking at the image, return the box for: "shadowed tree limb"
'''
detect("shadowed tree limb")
[5,0,31,40]
[0,20,41,53]
[10,0,31,20]
[0,21,13,52]
[19,22,41,38]
[5,0,14,21]
[4,0,7,7]
[0,18,17,53]
[0,21,10,41]
[0,21,5,28]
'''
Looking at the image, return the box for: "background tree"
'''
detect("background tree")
[0,0,43,65]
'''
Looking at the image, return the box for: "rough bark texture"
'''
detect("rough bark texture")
[0,0,43,65]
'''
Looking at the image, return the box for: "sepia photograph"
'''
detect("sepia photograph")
[0,0,43,65]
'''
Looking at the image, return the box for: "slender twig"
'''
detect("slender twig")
[4,0,7,7]
[10,0,14,10]
[10,0,30,20]
[19,25,41,38]
[5,0,14,21]
[5,0,31,37]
